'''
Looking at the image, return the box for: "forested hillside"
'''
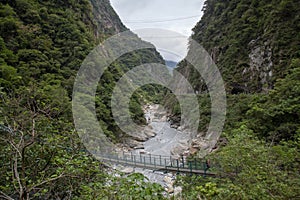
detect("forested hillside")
[0,0,165,199]
[171,0,300,199]
[178,0,300,94]
[1,0,299,199]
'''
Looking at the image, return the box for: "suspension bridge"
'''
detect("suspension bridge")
[94,152,216,176]
[0,124,216,176]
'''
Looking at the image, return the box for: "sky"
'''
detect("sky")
[110,0,205,62]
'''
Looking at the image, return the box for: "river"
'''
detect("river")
[131,105,189,191]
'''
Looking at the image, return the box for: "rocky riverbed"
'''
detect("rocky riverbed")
[112,104,216,195]
[117,105,190,195]
[108,101,226,197]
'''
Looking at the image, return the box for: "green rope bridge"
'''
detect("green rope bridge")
[95,152,216,176]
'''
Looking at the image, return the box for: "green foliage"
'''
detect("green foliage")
[172,103,181,115]
[76,173,165,200]
[176,175,220,199]
[210,126,300,199]
[169,2,300,198]
[246,59,300,141]
[94,50,164,141]
[177,125,299,199]
[0,0,166,199]
[177,0,300,94]
[0,85,97,198]
[173,64,300,199]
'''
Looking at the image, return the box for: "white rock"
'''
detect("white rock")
[173,186,182,196]
[120,167,134,174]
[177,126,183,131]
[165,183,174,193]
[163,176,173,185]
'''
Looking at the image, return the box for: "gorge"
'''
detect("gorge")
[0,0,299,199]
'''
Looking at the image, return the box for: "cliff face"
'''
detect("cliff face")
[177,0,300,94]
[90,0,127,37]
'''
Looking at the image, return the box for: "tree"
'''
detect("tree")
[247,59,300,141]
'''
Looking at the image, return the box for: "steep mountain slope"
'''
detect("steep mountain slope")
[177,0,300,94]
[0,0,165,199]
[172,1,300,199]
[173,0,300,140]
[91,0,127,36]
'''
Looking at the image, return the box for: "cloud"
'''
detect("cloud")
[134,28,189,61]
[110,0,204,61]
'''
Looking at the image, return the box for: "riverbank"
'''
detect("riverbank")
[123,104,188,194]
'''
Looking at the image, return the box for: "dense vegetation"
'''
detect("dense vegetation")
[174,60,300,199]
[169,0,300,199]
[178,0,300,94]
[0,0,166,199]
[1,0,299,199]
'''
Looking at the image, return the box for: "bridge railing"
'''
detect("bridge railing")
[94,151,212,174]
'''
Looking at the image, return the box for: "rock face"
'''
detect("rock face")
[163,0,300,158]
[90,0,127,36]
[175,0,300,94]
[245,39,273,92]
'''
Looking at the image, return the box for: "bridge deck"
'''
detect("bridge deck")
[96,153,216,176]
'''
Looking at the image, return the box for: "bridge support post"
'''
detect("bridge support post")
[143,157,146,167]
[176,159,179,173]
[159,155,162,166]
[203,162,207,177]
[189,161,192,175]
[133,155,136,166]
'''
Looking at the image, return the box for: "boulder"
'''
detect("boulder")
[170,124,179,129]
[171,144,189,156]
[120,167,134,174]
[189,147,198,155]
[165,184,174,193]
[173,186,182,196]
[133,145,144,150]
[130,133,148,142]
[163,176,173,185]
[124,138,144,149]
[143,127,156,138]
[160,115,167,122]
[191,138,211,150]
[177,126,184,131]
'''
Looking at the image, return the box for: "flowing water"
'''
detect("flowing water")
[131,105,189,187]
